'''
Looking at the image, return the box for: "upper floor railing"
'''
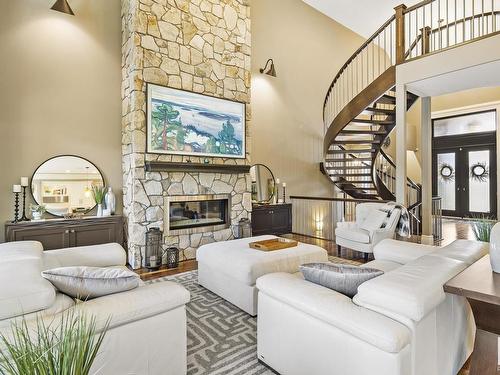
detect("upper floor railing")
[323,0,500,132]
[404,0,500,59]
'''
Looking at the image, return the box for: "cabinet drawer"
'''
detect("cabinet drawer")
[70,223,117,247]
[251,204,292,236]
[251,209,274,235]
[10,227,70,250]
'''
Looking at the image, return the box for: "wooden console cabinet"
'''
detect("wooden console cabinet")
[4,216,124,250]
[252,204,292,236]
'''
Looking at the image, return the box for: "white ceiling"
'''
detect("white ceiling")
[407,59,500,97]
[302,0,424,37]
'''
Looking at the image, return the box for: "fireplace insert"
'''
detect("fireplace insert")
[165,194,231,235]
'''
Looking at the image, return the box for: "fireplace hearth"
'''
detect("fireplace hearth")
[165,194,231,235]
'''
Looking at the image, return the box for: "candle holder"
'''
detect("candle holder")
[12,192,20,223]
[20,186,30,221]
[282,185,286,203]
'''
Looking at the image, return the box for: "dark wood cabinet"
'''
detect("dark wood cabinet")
[5,216,123,250]
[252,204,292,236]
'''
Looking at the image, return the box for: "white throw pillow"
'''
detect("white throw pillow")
[41,266,140,300]
[359,209,388,233]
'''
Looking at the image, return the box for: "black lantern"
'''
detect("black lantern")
[166,246,179,269]
[233,218,252,239]
[145,228,163,270]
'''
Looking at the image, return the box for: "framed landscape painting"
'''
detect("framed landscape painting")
[147,84,246,159]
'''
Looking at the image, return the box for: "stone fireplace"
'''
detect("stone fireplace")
[121,0,252,269]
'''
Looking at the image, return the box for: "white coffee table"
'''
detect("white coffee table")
[196,235,328,315]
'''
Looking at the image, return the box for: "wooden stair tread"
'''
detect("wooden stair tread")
[364,107,395,115]
[351,119,393,125]
[325,165,371,170]
[339,130,387,135]
[331,173,372,177]
[327,149,376,154]
[343,187,378,191]
[325,157,373,162]
[332,140,381,144]
[376,94,414,105]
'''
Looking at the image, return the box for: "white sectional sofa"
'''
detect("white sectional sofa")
[0,241,190,375]
[256,238,488,375]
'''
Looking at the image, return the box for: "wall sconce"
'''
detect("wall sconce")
[51,0,75,15]
[259,59,277,77]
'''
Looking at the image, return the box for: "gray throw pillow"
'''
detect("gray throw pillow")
[300,263,383,298]
[42,266,140,300]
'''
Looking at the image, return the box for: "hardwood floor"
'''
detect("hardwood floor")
[135,219,475,280]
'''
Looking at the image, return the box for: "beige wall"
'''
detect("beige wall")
[0,0,122,241]
[251,0,365,198]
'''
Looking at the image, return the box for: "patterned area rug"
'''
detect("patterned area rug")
[147,256,361,375]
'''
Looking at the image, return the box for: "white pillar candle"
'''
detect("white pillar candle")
[276,178,280,184]
[282,182,286,187]
[20,177,29,187]
[13,185,21,193]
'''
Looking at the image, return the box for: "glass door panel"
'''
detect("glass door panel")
[437,152,457,213]
[434,146,496,218]
[468,150,491,214]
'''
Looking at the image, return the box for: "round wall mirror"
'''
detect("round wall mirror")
[31,155,104,217]
[250,164,275,203]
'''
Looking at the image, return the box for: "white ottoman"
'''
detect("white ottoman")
[196,235,328,315]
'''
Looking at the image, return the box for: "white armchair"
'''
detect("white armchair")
[335,202,400,261]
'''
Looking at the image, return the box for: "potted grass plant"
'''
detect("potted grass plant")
[91,185,106,217]
[471,215,495,242]
[0,312,108,375]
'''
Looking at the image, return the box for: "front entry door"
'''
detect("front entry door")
[433,145,496,218]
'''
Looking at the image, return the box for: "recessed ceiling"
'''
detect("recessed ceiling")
[302,0,422,37]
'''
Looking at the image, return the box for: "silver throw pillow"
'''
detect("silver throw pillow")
[42,266,140,300]
[300,263,383,298]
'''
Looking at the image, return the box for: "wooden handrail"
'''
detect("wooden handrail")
[290,196,388,203]
[290,195,440,207]
[322,15,396,120]
[404,11,500,58]
[323,67,396,151]
[378,149,421,190]
[403,0,433,14]
[428,11,500,33]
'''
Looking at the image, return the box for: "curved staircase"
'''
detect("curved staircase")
[322,0,500,207]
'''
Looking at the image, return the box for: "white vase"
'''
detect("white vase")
[489,222,500,273]
[105,187,116,215]
[97,204,103,217]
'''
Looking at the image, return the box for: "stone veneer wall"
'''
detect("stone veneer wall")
[122,0,252,269]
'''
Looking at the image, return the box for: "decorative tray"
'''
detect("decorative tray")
[249,238,298,251]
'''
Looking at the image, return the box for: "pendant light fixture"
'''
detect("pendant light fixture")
[84,167,91,198]
[259,59,277,77]
[51,0,75,15]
